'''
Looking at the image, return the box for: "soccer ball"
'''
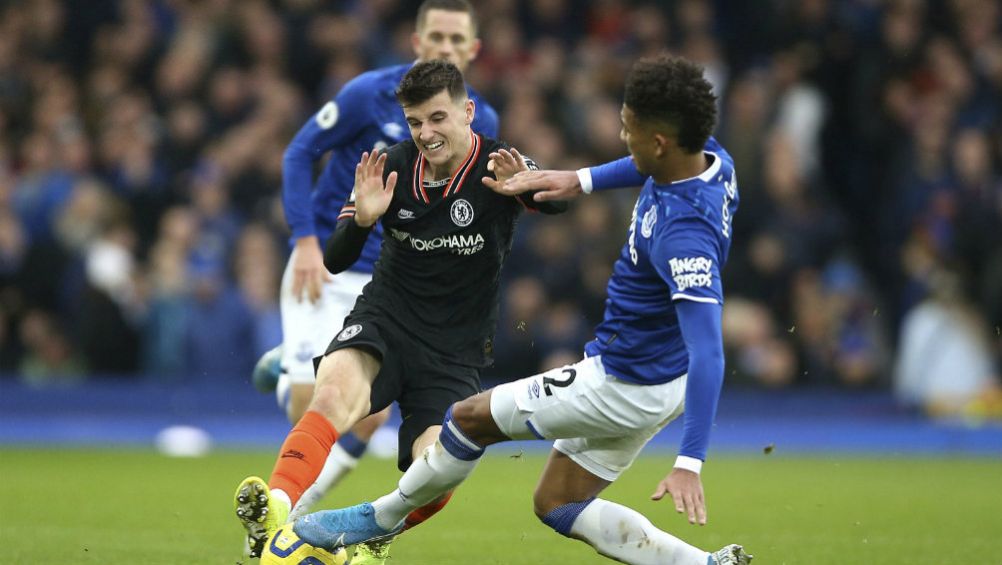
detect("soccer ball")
[260,523,349,565]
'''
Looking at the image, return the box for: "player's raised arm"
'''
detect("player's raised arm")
[324,151,397,274]
[283,80,374,303]
[502,155,647,202]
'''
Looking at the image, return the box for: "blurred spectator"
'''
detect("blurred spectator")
[894,269,1001,417]
[17,308,85,385]
[77,208,142,374]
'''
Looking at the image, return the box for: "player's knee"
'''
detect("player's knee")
[448,394,501,446]
[311,377,369,428]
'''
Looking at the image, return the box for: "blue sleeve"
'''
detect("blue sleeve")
[282,77,373,240]
[472,100,499,138]
[650,218,723,305]
[674,299,725,461]
[589,156,647,191]
[650,216,725,461]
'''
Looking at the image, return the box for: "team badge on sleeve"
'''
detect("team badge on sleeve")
[337,324,362,342]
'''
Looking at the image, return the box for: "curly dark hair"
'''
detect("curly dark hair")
[396,60,467,107]
[624,54,717,153]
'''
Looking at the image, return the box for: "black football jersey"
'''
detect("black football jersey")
[338,133,563,367]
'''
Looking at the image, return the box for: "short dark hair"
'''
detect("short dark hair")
[396,60,467,106]
[417,0,477,34]
[624,54,717,153]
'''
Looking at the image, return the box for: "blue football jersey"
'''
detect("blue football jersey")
[584,138,739,385]
[282,63,499,273]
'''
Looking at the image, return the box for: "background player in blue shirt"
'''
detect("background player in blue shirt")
[251,0,499,536]
[294,54,753,565]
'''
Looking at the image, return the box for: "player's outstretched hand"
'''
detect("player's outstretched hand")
[651,468,707,526]
[483,148,528,193]
[292,236,331,304]
[353,150,397,227]
[501,169,582,201]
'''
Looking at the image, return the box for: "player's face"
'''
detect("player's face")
[413,9,481,72]
[403,89,475,169]
[620,105,658,175]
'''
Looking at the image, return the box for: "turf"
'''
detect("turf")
[1,448,999,564]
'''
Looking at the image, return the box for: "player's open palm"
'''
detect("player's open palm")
[651,468,707,526]
[353,150,397,227]
[483,148,528,193]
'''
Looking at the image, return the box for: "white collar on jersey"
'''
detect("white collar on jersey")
[670,151,721,185]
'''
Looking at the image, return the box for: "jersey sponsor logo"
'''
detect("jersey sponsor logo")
[397,209,415,219]
[392,230,485,255]
[450,198,474,227]
[669,256,714,291]
[641,205,657,238]
[337,324,362,342]
[315,101,338,129]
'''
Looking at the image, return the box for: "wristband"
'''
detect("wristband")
[674,455,703,474]
[576,168,593,194]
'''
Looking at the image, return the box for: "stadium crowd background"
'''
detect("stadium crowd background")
[1,0,1000,418]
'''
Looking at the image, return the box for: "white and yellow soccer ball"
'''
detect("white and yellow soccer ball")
[260,523,349,565]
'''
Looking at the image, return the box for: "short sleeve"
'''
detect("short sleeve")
[650,217,723,304]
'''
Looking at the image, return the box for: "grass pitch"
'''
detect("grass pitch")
[1,448,999,564]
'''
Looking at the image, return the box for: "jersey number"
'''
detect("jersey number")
[543,368,576,396]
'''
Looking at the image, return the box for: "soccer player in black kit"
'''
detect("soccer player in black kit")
[233,59,565,556]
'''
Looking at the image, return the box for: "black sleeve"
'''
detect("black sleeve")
[324,218,373,274]
[517,192,568,215]
[515,156,568,215]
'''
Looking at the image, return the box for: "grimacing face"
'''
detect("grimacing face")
[412,9,481,72]
[403,89,475,172]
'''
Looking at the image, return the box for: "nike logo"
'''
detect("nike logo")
[397,209,415,219]
[281,449,305,460]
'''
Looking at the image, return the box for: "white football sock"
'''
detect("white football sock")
[371,441,479,530]
[289,443,359,520]
[568,498,710,565]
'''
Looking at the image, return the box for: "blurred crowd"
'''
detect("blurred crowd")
[1,0,1000,416]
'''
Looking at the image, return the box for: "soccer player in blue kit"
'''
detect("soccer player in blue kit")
[250,0,498,542]
[293,54,753,565]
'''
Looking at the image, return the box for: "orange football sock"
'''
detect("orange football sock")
[403,491,454,530]
[269,410,339,506]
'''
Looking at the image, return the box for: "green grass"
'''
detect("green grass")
[1,448,1000,564]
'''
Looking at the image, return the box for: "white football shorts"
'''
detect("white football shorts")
[490,355,687,481]
[278,247,371,384]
